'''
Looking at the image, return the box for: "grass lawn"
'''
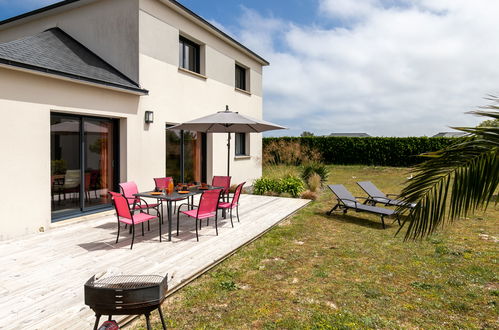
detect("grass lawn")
[133,165,498,329]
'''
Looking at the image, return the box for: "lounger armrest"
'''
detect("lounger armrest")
[340,198,360,207]
[386,193,399,197]
[370,196,391,202]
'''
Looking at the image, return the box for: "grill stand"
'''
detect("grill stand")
[92,306,166,330]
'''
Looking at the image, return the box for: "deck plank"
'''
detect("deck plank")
[0,195,309,329]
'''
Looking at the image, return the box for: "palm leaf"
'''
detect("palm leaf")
[397,108,499,240]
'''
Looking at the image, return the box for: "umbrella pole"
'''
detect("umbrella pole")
[227,132,231,176]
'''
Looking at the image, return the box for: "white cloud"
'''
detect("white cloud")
[230,1,499,136]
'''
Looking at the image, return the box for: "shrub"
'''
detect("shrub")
[263,136,462,167]
[253,175,304,198]
[253,178,280,195]
[279,175,305,197]
[307,173,322,192]
[301,162,329,185]
[301,190,318,200]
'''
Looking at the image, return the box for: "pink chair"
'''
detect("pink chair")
[120,180,161,211]
[153,177,172,190]
[212,176,231,202]
[218,182,245,227]
[176,189,222,241]
[109,192,161,249]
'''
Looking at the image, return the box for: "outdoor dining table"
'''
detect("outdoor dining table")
[134,185,222,241]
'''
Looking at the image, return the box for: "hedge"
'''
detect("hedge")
[263,136,462,167]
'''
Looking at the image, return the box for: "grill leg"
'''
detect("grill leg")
[93,314,101,330]
[158,307,167,330]
[145,312,152,330]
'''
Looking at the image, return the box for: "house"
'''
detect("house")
[0,0,268,240]
[329,133,371,137]
[432,132,467,138]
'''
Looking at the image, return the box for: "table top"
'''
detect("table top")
[134,186,223,201]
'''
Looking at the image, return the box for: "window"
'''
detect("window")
[235,64,247,91]
[235,133,247,156]
[179,36,200,73]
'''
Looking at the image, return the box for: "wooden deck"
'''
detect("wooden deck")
[0,195,309,329]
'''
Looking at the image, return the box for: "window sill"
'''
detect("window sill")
[234,155,251,160]
[178,67,207,80]
[235,87,251,95]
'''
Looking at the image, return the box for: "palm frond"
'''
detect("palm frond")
[398,109,499,240]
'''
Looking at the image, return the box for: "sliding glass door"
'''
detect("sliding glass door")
[50,113,118,220]
[166,126,206,184]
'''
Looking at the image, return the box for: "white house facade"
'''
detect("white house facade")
[0,0,268,240]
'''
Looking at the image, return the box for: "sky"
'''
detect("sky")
[1,0,499,136]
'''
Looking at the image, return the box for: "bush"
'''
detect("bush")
[263,136,462,167]
[279,175,305,197]
[301,190,318,200]
[253,175,304,198]
[307,173,322,192]
[301,162,329,185]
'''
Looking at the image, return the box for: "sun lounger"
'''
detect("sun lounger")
[327,184,400,228]
[356,181,416,208]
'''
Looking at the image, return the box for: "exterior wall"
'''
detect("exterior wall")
[137,0,264,186]
[0,67,140,240]
[0,0,266,239]
[0,0,139,82]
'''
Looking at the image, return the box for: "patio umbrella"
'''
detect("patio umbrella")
[169,106,286,176]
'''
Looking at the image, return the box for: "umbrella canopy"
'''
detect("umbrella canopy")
[169,106,286,133]
[168,106,286,177]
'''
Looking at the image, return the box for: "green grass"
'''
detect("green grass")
[133,165,498,329]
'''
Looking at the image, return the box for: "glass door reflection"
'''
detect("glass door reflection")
[83,118,114,210]
[50,115,81,217]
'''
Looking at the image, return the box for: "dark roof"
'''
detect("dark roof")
[432,132,467,138]
[0,0,83,26]
[0,28,147,94]
[0,0,270,66]
[329,133,371,137]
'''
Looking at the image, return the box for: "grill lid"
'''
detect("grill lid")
[90,275,165,289]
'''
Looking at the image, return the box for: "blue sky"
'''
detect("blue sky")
[1,0,499,136]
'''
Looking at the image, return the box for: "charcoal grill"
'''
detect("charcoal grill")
[84,274,168,330]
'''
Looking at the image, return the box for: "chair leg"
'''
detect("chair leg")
[229,208,234,227]
[381,216,386,229]
[142,222,145,236]
[158,307,167,330]
[236,205,240,223]
[215,215,218,236]
[195,219,199,241]
[131,225,135,249]
[116,223,120,244]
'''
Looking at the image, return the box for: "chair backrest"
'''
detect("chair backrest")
[212,176,231,194]
[119,181,139,205]
[231,182,245,207]
[109,191,132,220]
[357,181,387,199]
[198,189,222,215]
[154,177,173,190]
[327,184,356,207]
